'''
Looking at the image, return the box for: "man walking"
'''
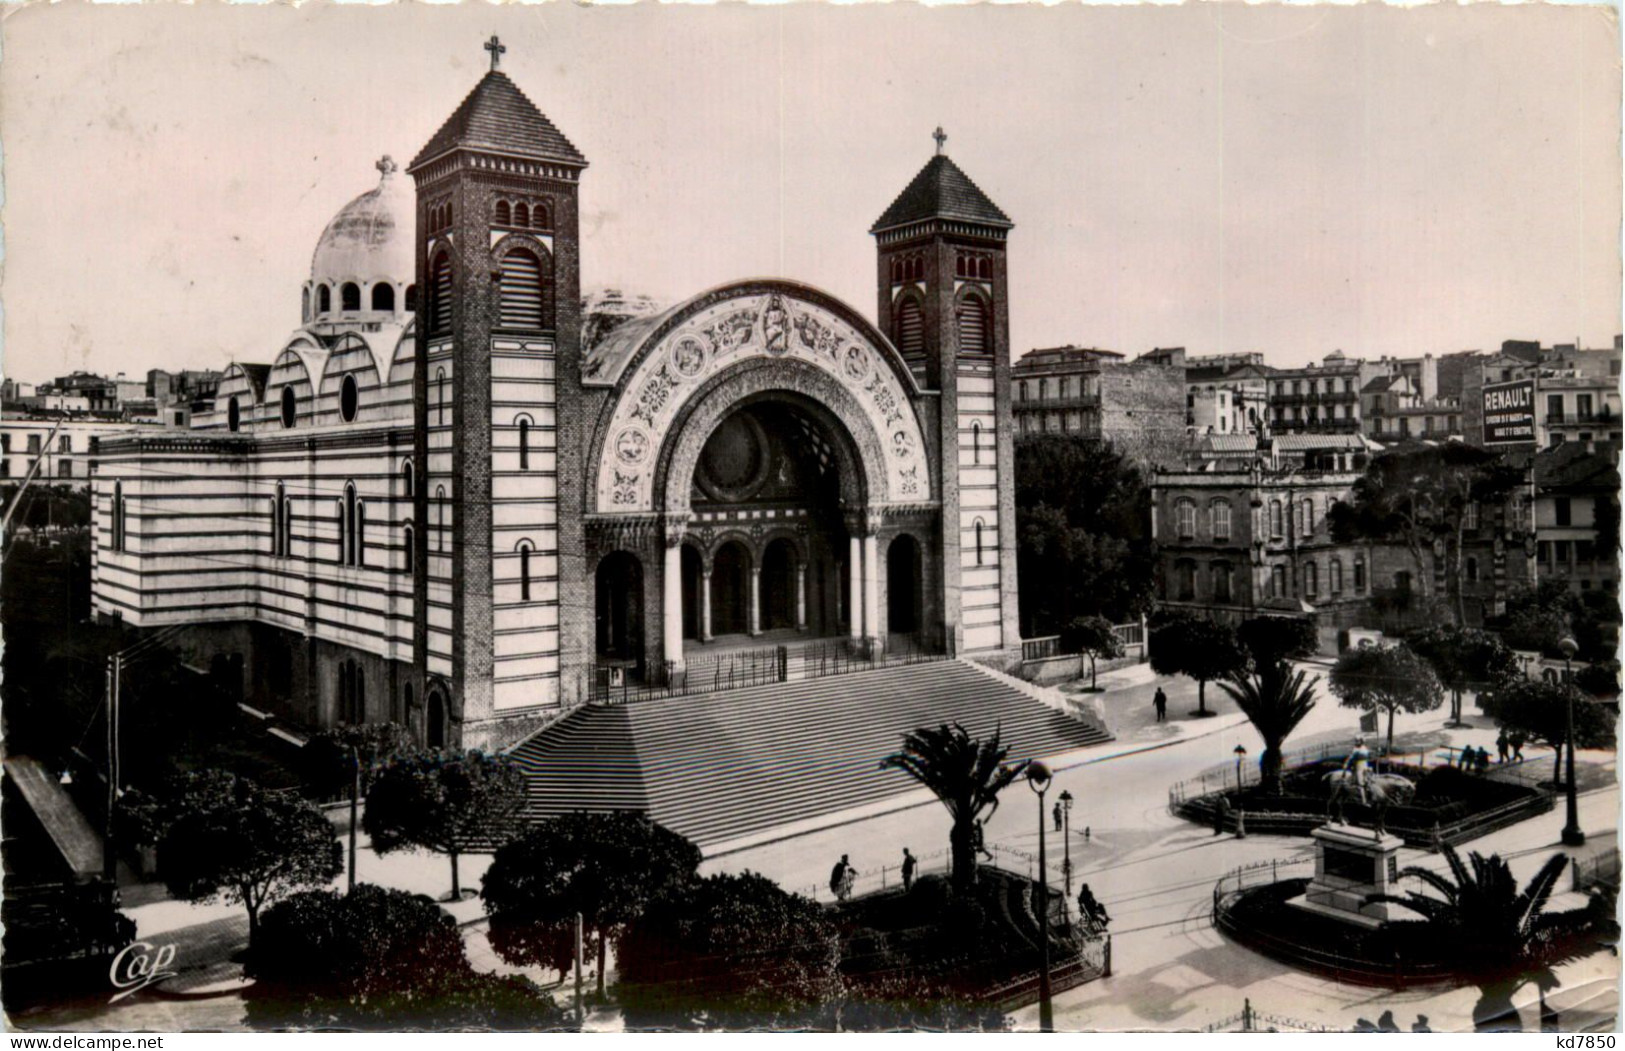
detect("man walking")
[901,848,917,892]
[830,854,855,901]
[1496,729,1509,764]
[1052,801,1063,833]
[1153,687,1168,723]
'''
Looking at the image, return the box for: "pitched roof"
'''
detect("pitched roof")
[1272,433,1374,452]
[410,71,586,171]
[1201,434,1259,452]
[871,154,1012,234]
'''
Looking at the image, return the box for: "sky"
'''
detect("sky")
[1,2,1620,384]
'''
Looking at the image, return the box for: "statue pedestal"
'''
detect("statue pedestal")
[1287,823,1404,929]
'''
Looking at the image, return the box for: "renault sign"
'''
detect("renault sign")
[1482,379,1536,445]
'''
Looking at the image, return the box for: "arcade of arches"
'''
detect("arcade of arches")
[589,399,935,683]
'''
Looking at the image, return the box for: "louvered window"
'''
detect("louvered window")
[956,294,991,357]
[895,297,925,381]
[498,249,546,330]
[430,252,453,336]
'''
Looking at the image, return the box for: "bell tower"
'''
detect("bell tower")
[871,131,1020,661]
[407,39,590,749]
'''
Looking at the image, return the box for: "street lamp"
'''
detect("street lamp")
[1058,789,1074,898]
[1026,760,1054,1034]
[1233,744,1248,792]
[1558,636,1584,847]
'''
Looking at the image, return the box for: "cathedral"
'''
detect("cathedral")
[91,45,1021,750]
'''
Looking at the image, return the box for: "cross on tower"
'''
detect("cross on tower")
[485,35,506,71]
[376,155,397,178]
[933,126,947,155]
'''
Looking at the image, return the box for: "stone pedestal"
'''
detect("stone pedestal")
[1288,823,1404,929]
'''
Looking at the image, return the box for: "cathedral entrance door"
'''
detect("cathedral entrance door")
[711,541,750,636]
[760,538,797,632]
[595,552,646,670]
[887,534,922,636]
[680,545,704,640]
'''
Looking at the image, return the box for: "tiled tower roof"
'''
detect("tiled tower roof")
[870,154,1012,234]
[410,70,587,171]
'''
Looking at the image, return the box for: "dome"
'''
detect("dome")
[310,156,413,288]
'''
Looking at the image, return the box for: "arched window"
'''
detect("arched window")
[403,523,415,574]
[518,418,531,470]
[495,200,511,225]
[1303,560,1318,598]
[894,296,925,379]
[1331,558,1344,594]
[532,202,550,229]
[301,287,310,322]
[401,459,414,500]
[355,499,366,567]
[498,248,546,330]
[1175,560,1196,601]
[978,258,993,280]
[1269,499,1283,536]
[341,282,361,312]
[1211,499,1232,541]
[272,481,286,557]
[435,368,448,427]
[1301,498,1315,535]
[971,421,982,464]
[340,374,359,423]
[430,251,453,336]
[318,284,332,313]
[1175,499,1196,539]
[518,540,533,601]
[404,284,418,312]
[513,202,530,227]
[1271,564,1286,598]
[974,519,985,565]
[371,283,395,312]
[227,396,241,433]
[281,489,293,557]
[342,482,361,567]
[281,386,297,429]
[1354,555,1367,592]
[956,291,991,357]
[435,485,447,552]
[1212,562,1232,603]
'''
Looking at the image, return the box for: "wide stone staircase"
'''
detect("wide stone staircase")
[507,659,1112,850]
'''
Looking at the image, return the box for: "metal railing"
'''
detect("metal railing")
[1019,621,1145,663]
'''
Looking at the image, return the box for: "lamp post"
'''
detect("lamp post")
[1233,743,1248,792]
[1026,760,1054,1033]
[1059,789,1074,897]
[1558,636,1585,847]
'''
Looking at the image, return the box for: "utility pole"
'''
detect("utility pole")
[103,652,121,883]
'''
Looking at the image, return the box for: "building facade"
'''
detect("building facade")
[91,56,1021,750]
[1010,345,1185,468]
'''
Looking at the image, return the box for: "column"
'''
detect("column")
[795,560,808,632]
[663,540,684,677]
[700,568,714,642]
[848,536,863,643]
[863,532,881,652]
[748,566,763,636]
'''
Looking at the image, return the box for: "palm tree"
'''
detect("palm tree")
[880,723,1028,893]
[1216,660,1318,794]
[1368,845,1598,1032]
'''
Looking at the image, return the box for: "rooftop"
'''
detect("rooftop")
[410,70,587,171]
[870,153,1012,234]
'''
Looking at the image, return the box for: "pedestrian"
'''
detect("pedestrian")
[1235,808,1247,839]
[1052,801,1063,833]
[1084,826,1091,844]
[1496,729,1509,764]
[901,847,917,892]
[1078,883,1110,931]
[1213,794,1231,836]
[1377,1010,1400,1033]
[1511,731,1526,762]
[1457,745,1471,770]
[1476,746,1491,775]
[1153,687,1168,723]
[1411,1015,1432,1033]
[830,854,855,901]
[973,819,992,861]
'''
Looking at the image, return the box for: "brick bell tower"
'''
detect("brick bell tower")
[407,38,590,750]
[871,128,1021,662]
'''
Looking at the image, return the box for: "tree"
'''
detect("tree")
[302,722,412,797]
[1149,616,1249,717]
[1488,680,1615,775]
[1328,443,1523,626]
[1216,661,1319,794]
[482,812,702,998]
[1502,605,1569,656]
[245,884,565,1031]
[362,749,528,900]
[1574,659,1621,700]
[1328,643,1444,751]
[1366,845,1601,1031]
[880,723,1027,893]
[1061,615,1123,690]
[1407,625,1522,727]
[153,772,342,951]
[1014,437,1156,634]
[617,872,842,1031]
[1236,615,1319,669]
